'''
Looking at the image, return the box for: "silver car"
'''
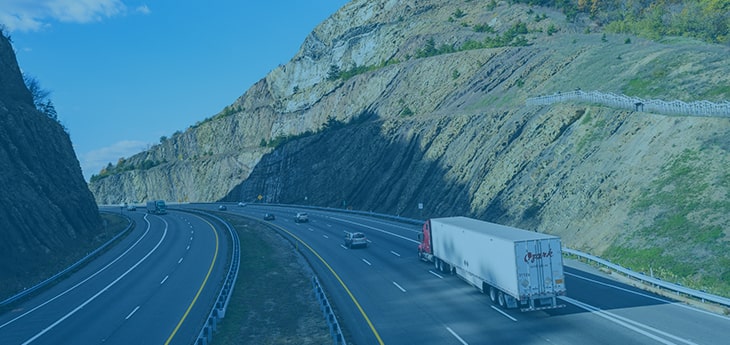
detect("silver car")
[344,231,368,248]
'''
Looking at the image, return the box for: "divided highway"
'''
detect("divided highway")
[0,209,230,345]
[215,203,729,345]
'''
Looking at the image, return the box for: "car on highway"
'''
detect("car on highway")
[294,212,309,223]
[238,202,247,207]
[344,231,368,248]
[218,205,227,210]
[264,213,276,221]
[126,204,136,211]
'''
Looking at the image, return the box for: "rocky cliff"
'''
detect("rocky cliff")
[90,0,730,295]
[0,33,102,298]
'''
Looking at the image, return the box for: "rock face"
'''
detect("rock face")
[0,34,102,296]
[90,1,730,293]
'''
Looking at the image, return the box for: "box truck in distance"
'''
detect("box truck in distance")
[417,216,566,311]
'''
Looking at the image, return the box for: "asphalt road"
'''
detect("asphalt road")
[217,203,730,345]
[0,208,230,345]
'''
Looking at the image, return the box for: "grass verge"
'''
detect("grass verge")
[212,214,330,345]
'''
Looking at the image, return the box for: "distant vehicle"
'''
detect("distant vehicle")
[294,212,309,223]
[264,213,275,221]
[127,204,136,211]
[418,216,566,311]
[146,200,167,214]
[218,205,227,210]
[238,202,247,207]
[344,231,368,248]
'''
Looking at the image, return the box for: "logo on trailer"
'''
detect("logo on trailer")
[524,248,553,263]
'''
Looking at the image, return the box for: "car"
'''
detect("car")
[126,204,136,211]
[238,202,247,207]
[264,213,276,221]
[344,231,368,248]
[218,205,227,210]
[294,212,309,223]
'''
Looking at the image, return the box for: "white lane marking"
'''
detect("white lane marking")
[323,235,329,239]
[308,228,314,232]
[429,270,444,279]
[178,257,184,264]
[446,326,469,345]
[362,259,372,266]
[160,275,169,285]
[22,220,169,344]
[340,244,348,250]
[390,250,401,257]
[0,214,154,330]
[490,306,517,322]
[566,272,730,321]
[327,224,332,227]
[186,245,190,250]
[331,217,419,244]
[189,236,193,241]
[125,306,140,320]
[392,281,407,293]
[561,296,697,345]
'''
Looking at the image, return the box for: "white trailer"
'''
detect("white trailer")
[418,216,566,311]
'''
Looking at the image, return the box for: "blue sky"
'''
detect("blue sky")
[2,0,348,180]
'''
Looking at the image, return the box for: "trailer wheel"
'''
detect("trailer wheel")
[489,286,498,304]
[498,291,506,308]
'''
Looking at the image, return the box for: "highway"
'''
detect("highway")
[0,208,230,345]
[209,203,730,345]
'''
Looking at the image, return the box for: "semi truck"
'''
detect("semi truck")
[146,200,167,214]
[418,216,566,311]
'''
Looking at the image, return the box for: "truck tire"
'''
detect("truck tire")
[498,291,506,308]
[489,286,498,304]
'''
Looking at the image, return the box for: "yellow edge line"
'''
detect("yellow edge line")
[271,223,384,345]
[164,217,220,345]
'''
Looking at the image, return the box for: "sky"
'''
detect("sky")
[1,0,349,180]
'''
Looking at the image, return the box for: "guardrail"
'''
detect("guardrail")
[526,90,730,117]
[0,212,133,306]
[180,210,241,345]
[563,248,730,308]
[253,203,730,309]
[312,276,347,345]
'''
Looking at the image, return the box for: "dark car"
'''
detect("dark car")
[264,213,276,221]
[344,231,368,248]
[218,205,227,210]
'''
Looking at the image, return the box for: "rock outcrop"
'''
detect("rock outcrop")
[0,33,102,297]
[89,0,730,294]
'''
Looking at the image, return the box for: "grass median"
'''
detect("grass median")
[213,214,331,345]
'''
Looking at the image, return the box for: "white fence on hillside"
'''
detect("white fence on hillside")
[526,90,730,117]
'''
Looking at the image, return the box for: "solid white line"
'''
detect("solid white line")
[0,215,154,330]
[446,326,469,345]
[362,259,372,266]
[125,306,140,320]
[392,281,407,293]
[566,272,730,321]
[178,257,184,264]
[22,221,169,344]
[160,275,169,285]
[390,250,401,257]
[429,270,444,279]
[561,296,695,345]
[490,306,518,322]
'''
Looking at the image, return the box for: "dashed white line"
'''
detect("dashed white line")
[125,306,140,320]
[390,250,401,257]
[189,236,193,240]
[178,257,183,264]
[429,270,444,279]
[323,234,329,239]
[362,259,372,266]
[160,275,169,284]
[392,281,407,293]
[340,244,348,249]
[491,306,517,322]
[308,228,314,232]
[446,326,469,345]
[186,245,190,250]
